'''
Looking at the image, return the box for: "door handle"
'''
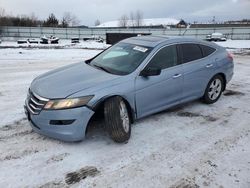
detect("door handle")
[206,64,213,68]
[173,74,182,78]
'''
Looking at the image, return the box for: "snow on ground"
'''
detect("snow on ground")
[215,40,250,49]
[96,18,180,27]
[0,40,109,50]
[0,48,101,127]
[0,46,250,187]
[1,38,249,50]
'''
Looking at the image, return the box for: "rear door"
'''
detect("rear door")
[135,44,183,118]
[179,43,217,101]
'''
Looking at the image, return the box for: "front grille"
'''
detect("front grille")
[26,90,49,115]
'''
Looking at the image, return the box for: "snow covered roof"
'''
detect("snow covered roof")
[96,18,180,28]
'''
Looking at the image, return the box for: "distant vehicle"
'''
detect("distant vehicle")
[206,33,227,42]
[25,36,234,143]
[17,39,28,44]
[71,37,80,43]
[27,39,39,44]
[17,38,40,44]
[83,35,104,43]
[40,35,59,44]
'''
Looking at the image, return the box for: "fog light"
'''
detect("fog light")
[50,120,75,125]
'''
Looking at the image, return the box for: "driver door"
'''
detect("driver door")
[135,44,183,118]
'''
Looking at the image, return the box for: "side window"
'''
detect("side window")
[199,44,216,57]
[147,45,177,70]
[181,44,203,63]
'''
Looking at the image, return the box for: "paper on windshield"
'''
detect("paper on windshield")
[133,46,148,53]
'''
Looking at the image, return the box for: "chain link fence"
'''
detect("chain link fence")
[0,26,250,40]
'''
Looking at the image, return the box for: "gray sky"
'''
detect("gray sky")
[1,0,250,26]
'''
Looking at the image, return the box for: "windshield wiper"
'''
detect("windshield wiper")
[92,64,112,74]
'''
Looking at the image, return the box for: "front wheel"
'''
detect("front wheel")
[203,75,224,104]
[104,97,131,143]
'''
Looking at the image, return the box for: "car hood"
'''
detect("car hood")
[31,62,120,99]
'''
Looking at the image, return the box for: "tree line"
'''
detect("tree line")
[0,8,79,27]
[0,7,144,28]
[118,10,144,27]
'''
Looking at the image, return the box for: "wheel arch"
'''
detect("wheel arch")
[202,72,227,98]
[206,73,227,92]
[216,72,226,91]
[92,95,136,123]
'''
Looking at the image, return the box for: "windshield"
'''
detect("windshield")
[90,42,152,75]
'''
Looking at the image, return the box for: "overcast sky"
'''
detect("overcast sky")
[1,0,250,26]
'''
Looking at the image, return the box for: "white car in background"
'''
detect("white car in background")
[206,33,227,42]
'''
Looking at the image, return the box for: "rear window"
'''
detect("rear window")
[180,44,203,63]
[200,44,216,57]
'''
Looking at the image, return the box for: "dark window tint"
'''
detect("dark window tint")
[147,45,178,70]
[181,44,203,63]
[200,44,216,57]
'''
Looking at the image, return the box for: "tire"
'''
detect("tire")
[203,75,224,104]
[104,97,131,143]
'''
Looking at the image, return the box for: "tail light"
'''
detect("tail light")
[227,52,233,61]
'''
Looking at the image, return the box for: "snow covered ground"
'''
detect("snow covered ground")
[0,40,109,50]
[215,40,250,49]
[0,46,250,187]
[96,18,180,28]
[1,38,249,50]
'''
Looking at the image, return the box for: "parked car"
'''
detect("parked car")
[83,35,104,43]
[17,39,28,44]
[40,35,59,44]
[17,38,39,44]
[27,38,39,44]
[206,33,227,42]
[24,36,234,143]
[71,37,80,43]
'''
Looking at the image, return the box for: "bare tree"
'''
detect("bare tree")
[61,17,68,27]
[71,14,80,26]
[118,14,129,27]
[62,12,80,27]
[135,10,143,27]
[0,8,42,27]
[43,13,59,27]
[94,19,101,26]
[62,12,71,27]
[0,7,5,17]
[130,11,135,27]
[30,13,37,22]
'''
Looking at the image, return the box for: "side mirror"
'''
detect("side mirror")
[140,67,161,77]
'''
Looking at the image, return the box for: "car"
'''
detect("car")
[206,33,227,42]
[24,36,234,143]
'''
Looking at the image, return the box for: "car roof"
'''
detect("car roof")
[123,35,219,49]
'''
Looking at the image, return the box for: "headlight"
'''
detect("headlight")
[44,95,94,110]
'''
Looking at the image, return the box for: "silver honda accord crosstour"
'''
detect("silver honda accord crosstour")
[24,36,234,143]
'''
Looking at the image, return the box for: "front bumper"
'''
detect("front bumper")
[24,105,94,142]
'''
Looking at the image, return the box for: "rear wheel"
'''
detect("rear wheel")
[104,97,131,143]
[203,75,224,104]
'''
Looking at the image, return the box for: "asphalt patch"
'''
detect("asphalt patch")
[65,166,100,185]
[39,181,66,188]
[170,178,199,188]
[47,153,70,164]
[177,111,218,122]
[0,117,27,131]
[223,90,245,96]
